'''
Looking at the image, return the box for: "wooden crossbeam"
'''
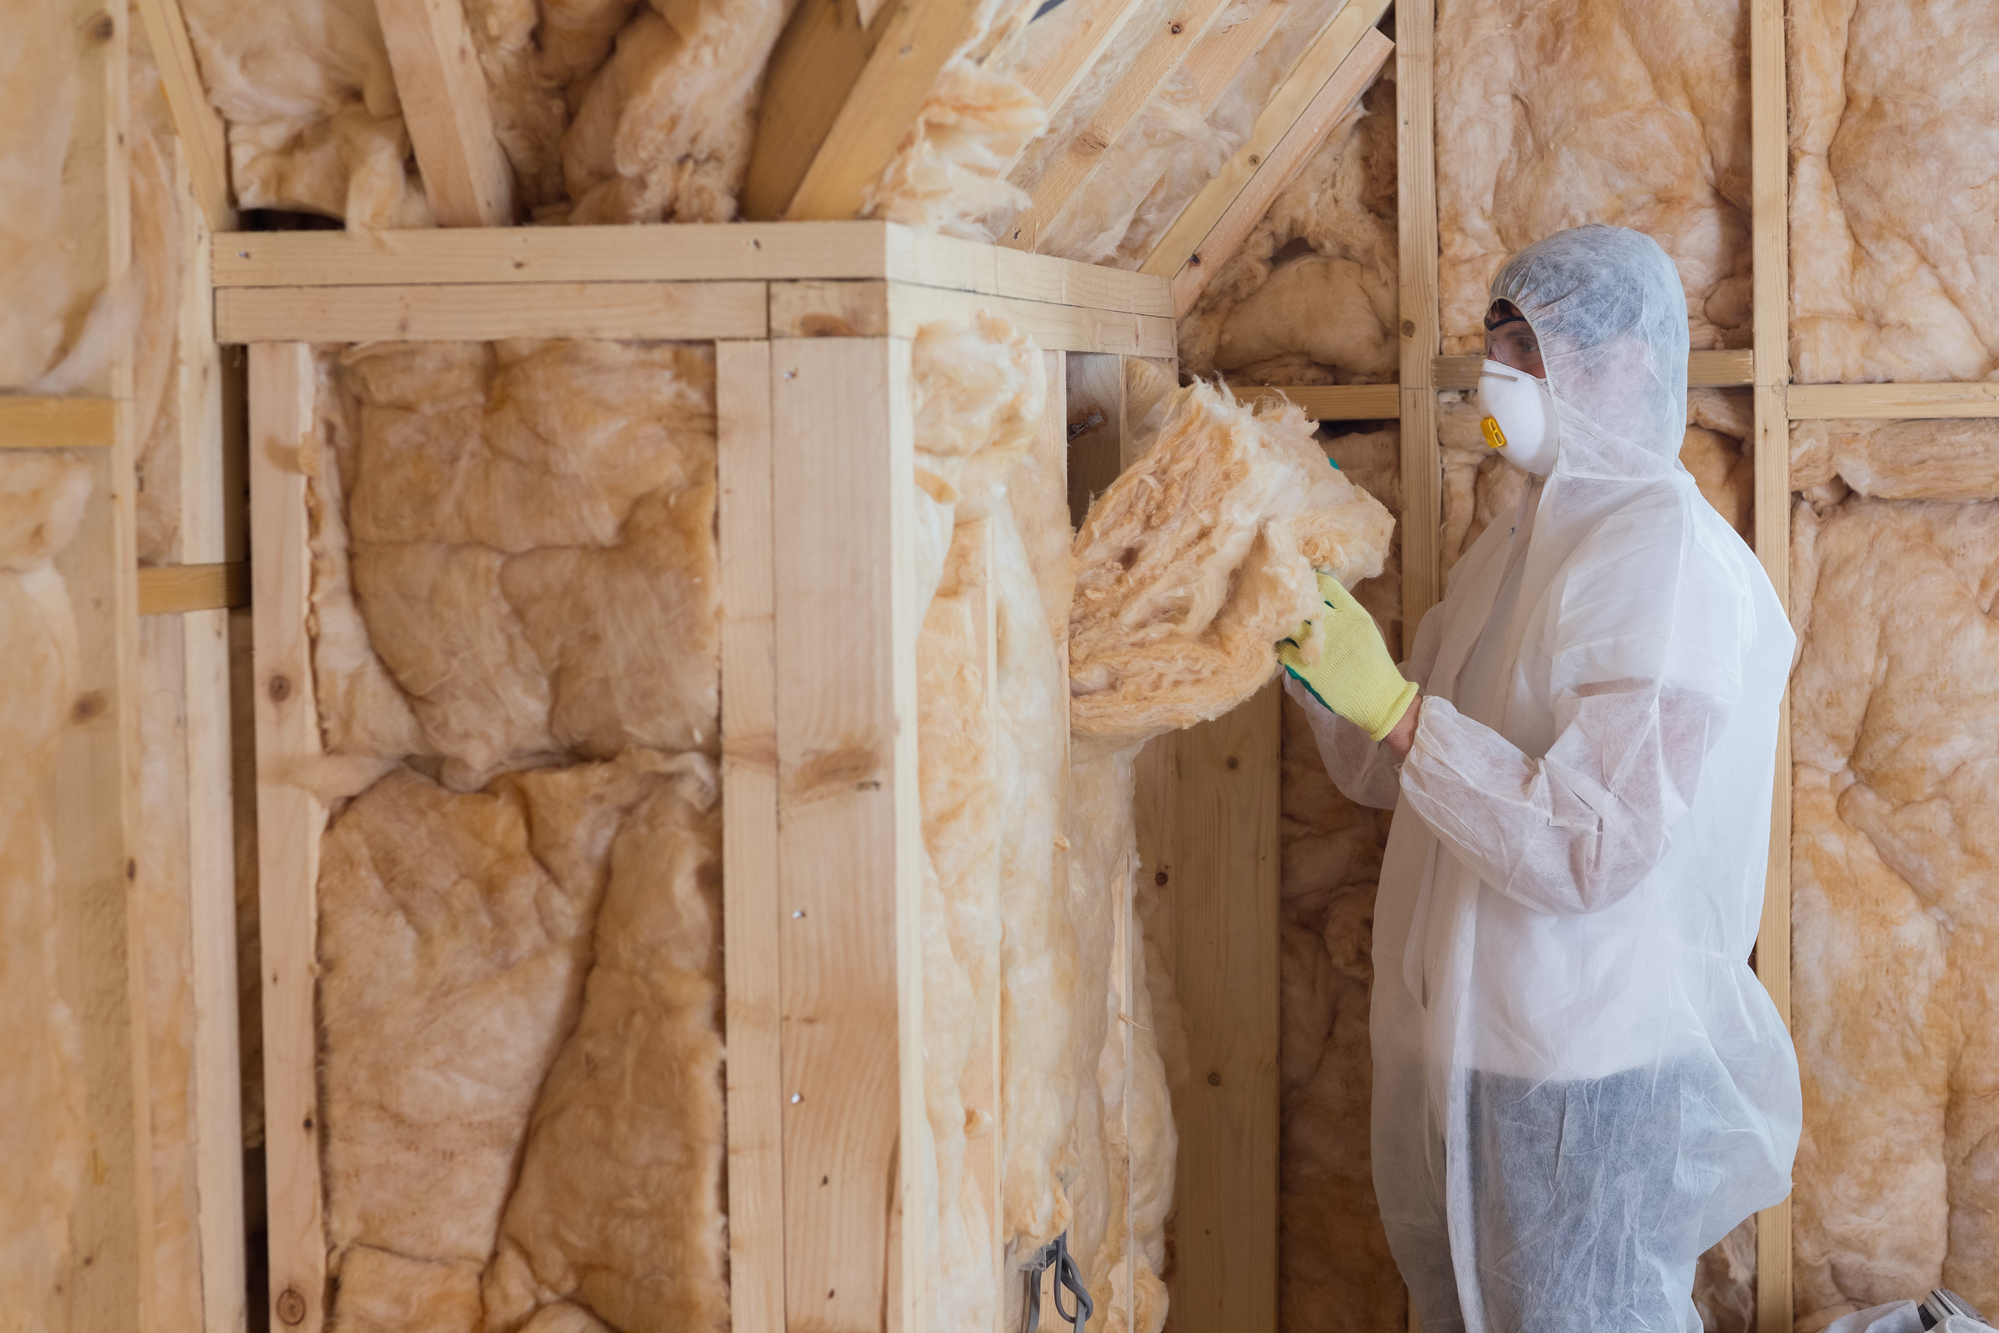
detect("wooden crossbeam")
[1786,381,1999,418]
[988,0,1152,173]
[133,0,235,229]
[1181,0,1290,112]
[1152,19,1393,316]
[1237,382,1400,420]
[999,0,1242,252]
[136,561,249,615]
[0,396,118,447]
[742,0,990,222]
[215,281,768,342]
[1431,349,1756,390]
[373,0,515,226]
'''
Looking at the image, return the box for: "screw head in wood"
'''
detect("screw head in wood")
[276,1289,308,1325]
[1207,1071,1222,1086]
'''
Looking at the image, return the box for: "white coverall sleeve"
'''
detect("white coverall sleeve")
[1288,600,1444,812]
[1397,529,1748,916]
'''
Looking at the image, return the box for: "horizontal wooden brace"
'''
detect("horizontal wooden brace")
[1431,348,1755,390]
[1237,383,1400,420]
[138,562,250,616]
[216,282,769,343]
[0,396,118,448]
[212,224,1173,317]
[1786,381,1999,419]
[770,281,1176,356]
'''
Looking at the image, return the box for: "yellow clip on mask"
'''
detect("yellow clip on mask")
[1475,358,1560,475]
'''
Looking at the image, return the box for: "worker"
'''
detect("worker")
[1278,225,1800,1333]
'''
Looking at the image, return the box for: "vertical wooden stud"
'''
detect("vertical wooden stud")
[1749,0,1792,1324]
[1395,0,1441,659]
[249,343,327,1333]
[769,336,924,1333]
[718,339,786,1333]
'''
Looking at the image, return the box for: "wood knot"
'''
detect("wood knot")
[799,314,857,337]
[1206,1071,1222,1087]
[1155,871,1168,886]
[1402,319,1416,337]
[89,12,115,41]
[276,1289,308,1325]
[70,691,107,723]
[268,674,293,703]
[1225,755,1240,769]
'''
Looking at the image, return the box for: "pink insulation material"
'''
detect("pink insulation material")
[1789,0,1999,383]
[1786,422,1999,1331]
[1433,0,1753,356]
[0,456,93,1333]
[303,341,727,1332]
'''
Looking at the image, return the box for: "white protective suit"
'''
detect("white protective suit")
[1293,226,1799,1333]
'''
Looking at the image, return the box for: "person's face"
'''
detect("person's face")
[1484,300,1547,379]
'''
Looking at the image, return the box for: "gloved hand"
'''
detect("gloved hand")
[1278,573,1418,742]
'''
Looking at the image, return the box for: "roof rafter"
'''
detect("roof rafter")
[986,0,1154,175]
[374,0,516,226]
[133,0,235,229]
[1141,0,1392,315]
[997,0,1242,251]
[741,0,992,222]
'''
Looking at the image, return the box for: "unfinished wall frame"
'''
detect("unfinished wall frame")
[228,221,1215,1333]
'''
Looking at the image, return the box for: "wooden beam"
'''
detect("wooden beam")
[1237,382,1400,420]
[718,341,786,1333]
[215,281,768,343]
[890,284,1177,356]
[1785,381,1999,419]
[249,343,329,1333]
[373,0,515,226]
[0,396,118,448]
[1748,0,1791,1324]
[743,0,990,222]
[133,0,235,230]
[768,336,924,1331]
[1142,0,1390,278]
[1162,26,1393,317]
[1395,0,1439,661]
[137,562,249,615]
[987,0,1152,176]
[1430,348,1756,391]
[999,0,1242,252]
[899,230,1175,315]
[1181,0,1290,112]
[1165,685,1283,1333]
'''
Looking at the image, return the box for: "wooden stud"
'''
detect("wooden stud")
[0,396,118,448]
[1142,0,1391,291]
[133,0,235,230]
[1165,28,1391,317]
[718,341,786,1333]
[769,336,923,1332]
[372,0,515,226]
[249,343,328,1333]
[888,284,1177,356]
[1432,348,1756,391]
[1395,0,1440,660]
[1236,383,1400,420]
[1785,381,1999,419]
[1748,0,1791,1321]
[743,0,990,223]
[999,0,1242,252]
[136,562,249,615]
[1160,685,1283,1333]
[986,0,1150,173]
[216,281,768,344]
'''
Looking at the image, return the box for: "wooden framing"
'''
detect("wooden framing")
[1395,0,1440,662]
[373,0,515,225]
[1143,7,1394,316]
[1786,381,1999,418]
[994,0,1150,176]
[133,0,235,229]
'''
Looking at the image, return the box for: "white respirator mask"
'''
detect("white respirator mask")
[1475,359,1561,476]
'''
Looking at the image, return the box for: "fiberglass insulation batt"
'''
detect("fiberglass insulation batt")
[303,339,726,1333]
[1433,0,1753,356]
[1787,421,1999,1331]
[1789,0,1999,384]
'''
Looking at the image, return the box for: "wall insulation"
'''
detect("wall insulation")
[0,456,92,1333]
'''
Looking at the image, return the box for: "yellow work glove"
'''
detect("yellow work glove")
[1277,573,1418,742]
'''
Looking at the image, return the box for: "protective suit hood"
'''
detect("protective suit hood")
[1489,225,1691,481]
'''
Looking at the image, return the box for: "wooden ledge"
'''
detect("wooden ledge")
[138,562,249,616]
[1786,381,1999,419]
[217,281,769,343]
[0,396,117,448]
